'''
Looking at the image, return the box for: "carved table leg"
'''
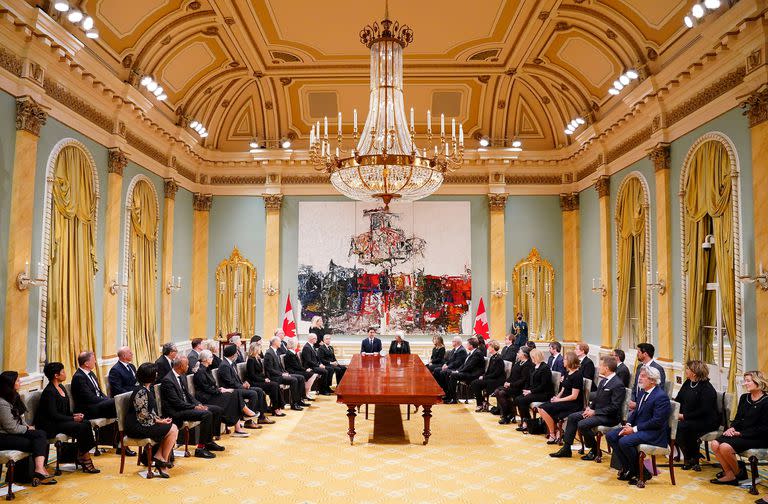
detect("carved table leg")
[347,406,357,445]
[422,405,433,445]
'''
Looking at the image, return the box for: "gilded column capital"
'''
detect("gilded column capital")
[263,193,284,210]
[649,143,671,172]
[559,192,579,212]
[107,148,128,176]
[487,193,508,211]
[594,175,610,198]
[741,86,768,128]
[15,96,47,136]
[193,193,212,212]
[164,178,179,200]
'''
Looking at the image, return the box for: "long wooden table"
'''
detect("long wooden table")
[335,353,444,445]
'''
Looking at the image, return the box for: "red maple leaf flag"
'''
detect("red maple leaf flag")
[473,297,489,341]
[282,294,297,338]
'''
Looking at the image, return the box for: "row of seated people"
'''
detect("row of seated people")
[430,336,768,492]
[0,332,338,486]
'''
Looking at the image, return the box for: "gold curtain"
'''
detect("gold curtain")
[127,180,159,365]
[616,177,648,347]
[46,145,98,378]
[683,140,737,391]
[215,248,256,338]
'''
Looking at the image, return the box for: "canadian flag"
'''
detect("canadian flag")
[473,297,489,341]
[282,294,297,338]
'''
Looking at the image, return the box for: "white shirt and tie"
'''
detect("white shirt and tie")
[79,367,103,397]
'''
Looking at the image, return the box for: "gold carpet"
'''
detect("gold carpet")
[19,397,762,504]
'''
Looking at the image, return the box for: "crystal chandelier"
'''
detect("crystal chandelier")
[309,5,464,209]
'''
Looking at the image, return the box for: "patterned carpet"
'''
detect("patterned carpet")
[16,396,762,504]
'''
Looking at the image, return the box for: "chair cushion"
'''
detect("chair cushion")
[89,417,116,428]
[638,443,670,456]
[699,430,722,442]
[0,450,29,463]
[530,402,543,410]
[51,433,72,443]
[122,436,154,448]
[596,424,620,434]
[740,448,768,459]
[182,420,201,429]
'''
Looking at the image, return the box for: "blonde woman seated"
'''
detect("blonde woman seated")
[284,338,319,398]
[537,351,583,444]
[203,340,222,369]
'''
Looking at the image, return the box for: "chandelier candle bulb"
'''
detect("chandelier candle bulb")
[427,109,431,134]
[338,112,342,135]
[440,114,445,136]
[324,116,328,138]
[451,118,456,140]
[354,109,358,134]
[410,107,414,132]
[459,124,463,145]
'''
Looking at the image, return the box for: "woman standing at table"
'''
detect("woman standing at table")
[389,330,411,354]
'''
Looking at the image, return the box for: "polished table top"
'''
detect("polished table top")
[336,354,444,405]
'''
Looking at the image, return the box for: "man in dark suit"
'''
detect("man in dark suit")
[230,334,246,364]
[317,335,346,386]
[72,351,116,419]
[575,342,597,391]
[500,334,517,361]
[219,345,273,425]
[264,336,308,410]
[495,347,533,423]
[606,366,671,485]
[154,342,177,384]
[443,337,486,404]
[547,341,565,374]
[274,329,289,355]
[550,355,626,459]
[612,348,631,388]
[302,334,332,394]
[108,346,137,397]
[360,327,383,355]
[630,343,666,409]
[187,338,204,374]
[432,336,467,389]
[159,356,222,458]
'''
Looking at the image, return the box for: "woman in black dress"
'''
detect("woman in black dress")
[125,363,178,477]
[537,352,584,443]
[710,370,768,485]
[674,360,719,470]
[284,338,319,397]
[309,316,326,349]
[514,349,554,432]
[246,342,286,416]
[427,336,446,372]
[471,340,506,412]
[389,331,411,354]
[194,350,255,436]
[35,362,99,473]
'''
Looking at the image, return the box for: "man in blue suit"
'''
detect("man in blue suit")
[546,341,565,374]
[606,366,671,486]
[108,346,137,397]
[361,327,383,355]
[630,342,667,408]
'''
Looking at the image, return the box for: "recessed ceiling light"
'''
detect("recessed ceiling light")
[479,137,490,147]
[249,141,259,148]
[613,80,624,90]
[576,117,585,125]
[609,88,620,96]
[140,76,152,86]
[704,0,721,8]
[156,94,166,101]
[565,129,573,135]
[82,16,94,31]
[619,75,630,85]
[625,70,639,80]
[190,120,199,129]
[54,1,69,12]
[67,10,83,23]
[200,132,208,138]
[512,140,522,148]
[684,15,694,28]
[692,4,705,18]
[153,86,164,97]
[146,81,158,92]
[281,137,292,149]
[85,30,99,39]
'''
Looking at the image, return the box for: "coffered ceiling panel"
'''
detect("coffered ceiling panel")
[86,0,185,54]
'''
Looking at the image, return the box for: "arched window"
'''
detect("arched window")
[680,132,743,392]
[40,139,100,377]
[122,176,160,365]
[615,172,651,349]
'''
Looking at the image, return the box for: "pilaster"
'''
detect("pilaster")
[161,179,178,342]
[560,193,581,341]
[595,176,612,348]
[191,193,211,339]
[488,193,508,339]
[650,143,673,361]
[262,193,283,337]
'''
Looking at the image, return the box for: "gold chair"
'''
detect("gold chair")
[153,384,201,457]
[636,400,681,488]
[114,392,156,478]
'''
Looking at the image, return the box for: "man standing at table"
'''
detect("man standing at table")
[361,327,382,355]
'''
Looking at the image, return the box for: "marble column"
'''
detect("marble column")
[488,194,508,339]
[262,194,283,337]
[3,97,47,374]
[101,148,127,359]
[560,193,581,341]
[743,88,768,370]
[191,194,211,339]
[595,176,613,348]
[161,179,178,342]
[650,144,673,361]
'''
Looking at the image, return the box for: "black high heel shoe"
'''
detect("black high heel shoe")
[32,472,57,486]
[77,457,101,474]
[153,457,170,469]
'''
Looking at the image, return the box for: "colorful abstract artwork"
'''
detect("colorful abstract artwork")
[297,201,472,335]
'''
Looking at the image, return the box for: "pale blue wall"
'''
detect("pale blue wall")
[171,188,193,341]
[207,196,266,338]
[579,187,601,346]
[578,107,756,368]
[0,92,16,366]
[505,196,564,340]
[279,195,490,336]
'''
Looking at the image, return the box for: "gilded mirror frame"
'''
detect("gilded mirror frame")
[512,247,555,341]
[215,247,257,340]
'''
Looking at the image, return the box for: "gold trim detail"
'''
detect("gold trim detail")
[506,174,562,185]
[649,143,671,172]
[0,45,22,76]
[209,175,267,185]
[741,86,768,128]
[667,67,746,127]
[488,193,508,210]
[126,130,167,165]
[15,96,47,136]
[108,148,128,176]
[559,192,579,211]
[594,175,610,198]
[43,78,113,133]
[606,126,653,164]
[193,193,212,212]
[262,193,284,210]
[164,178,179,200]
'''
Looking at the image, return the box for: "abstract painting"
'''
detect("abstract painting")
[297,201,472,335]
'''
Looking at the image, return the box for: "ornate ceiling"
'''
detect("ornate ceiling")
[31,0,693,154]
